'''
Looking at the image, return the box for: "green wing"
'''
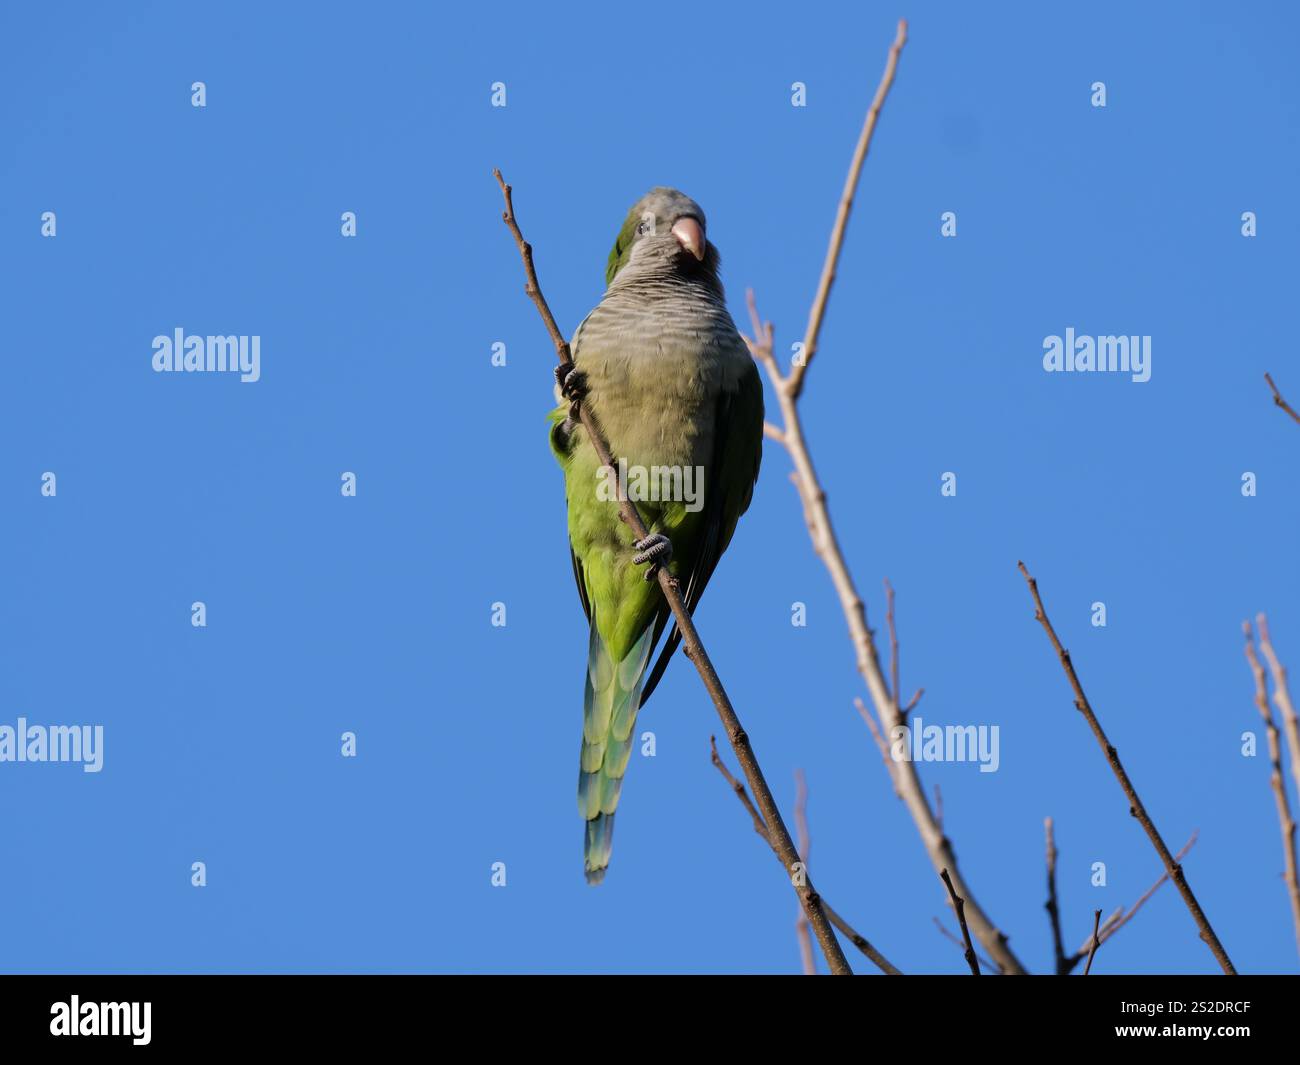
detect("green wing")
[549,355,765,704]
[638,360,764,705]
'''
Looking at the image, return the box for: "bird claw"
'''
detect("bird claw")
[632,534,672,581]
[555,364,587,418]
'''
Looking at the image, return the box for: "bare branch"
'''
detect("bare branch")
[1257,615,1300,818]
[1052,823,1199,973]
[748,20,1019,977]
[854,697,900,800]
[709,736,767,839]
[745,290,781,385]
[1245,621,1300,957]
[794,769,815,975]
[1045,817,1071,976]
[885,579,900,707]
[932,918,995,974]
[751,322,1026,973]
[740,29,1023,966]
[883,580,923,711]
[1018,562,1235,974]
[1097,907,1125,940]
[1074,832,1199,959]
[492,171,573,366]
[1265,372,1300,426]
[757,307,1027,969]
[787,471,822,547]
[709,739,903,975]
[940,868,980,976]
[496,169,850,974]
[1083,910,1103,976]
[739,26,1023,971]
[787,18,908,399]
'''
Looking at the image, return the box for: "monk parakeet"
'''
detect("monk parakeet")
[549,188,765,883]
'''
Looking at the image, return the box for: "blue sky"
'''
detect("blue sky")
[1,1,1297,974]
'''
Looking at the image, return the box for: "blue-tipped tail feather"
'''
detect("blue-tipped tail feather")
[578,623,654,883]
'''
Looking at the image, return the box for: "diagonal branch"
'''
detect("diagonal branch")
[787,17,907,399]
[1257,615,1300,816]
[710,739,902,974]
[886,579,900,710]
[793,769,816,975]
[885,579,923,715]
[1068,832,1198,970]
[748,60,1029,983]
[752,316,1026,973]
[1245,620,1300,957]
[932,918,995,973]
[940,869,980,976]
[1018,561,1236,974]
[1044,817,1071,975]
[495,169,851,974]
[1048,824,1195,973]
[744,20,1026,975]
[856,697,901,797]
[1265,372,1300,426]
[1082,910,1103,976]
[759,358,1029,972]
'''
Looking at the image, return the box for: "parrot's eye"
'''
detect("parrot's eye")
[636,220,650,237]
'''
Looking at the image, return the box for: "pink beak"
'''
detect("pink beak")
[670,217,706,261]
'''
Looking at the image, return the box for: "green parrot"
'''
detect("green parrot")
[549,188,765,883]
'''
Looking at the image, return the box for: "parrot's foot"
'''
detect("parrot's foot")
[554,363,587,418]
[632,533,672,581]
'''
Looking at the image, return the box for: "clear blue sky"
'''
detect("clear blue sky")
[1,1,1297,974]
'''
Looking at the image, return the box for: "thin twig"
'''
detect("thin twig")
[1045,817,1071,976]
[855,696,900,796]
[1097,909,1125,943]
[755,303,1025,973]
[883,580,922,713]
[1046,821,1177,974]
[742,22,1026,975]
[1265,372,1300,425]
[1083,910,1103,976]
[794,769,815,975]
[885,579,900,708]
[710,739,902,975]
[710,736,768,839]
[1245,621,1300,957]
[495,169,850,974]
[493,176,572,365]
[787,18,907,399]
[932,918,995,974]
[1074,832,1199,959]
[940,868,980,976]
[1257,615,1300,823]
[1018,561,1235,974]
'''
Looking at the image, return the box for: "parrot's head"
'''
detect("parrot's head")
[604,187,719,288]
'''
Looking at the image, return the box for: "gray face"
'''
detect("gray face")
[616,187,715,281]
[632,187,707,236]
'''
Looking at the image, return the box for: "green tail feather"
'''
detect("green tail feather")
[578,623,654,884]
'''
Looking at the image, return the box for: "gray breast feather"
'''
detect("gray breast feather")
[569,290,750,469]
